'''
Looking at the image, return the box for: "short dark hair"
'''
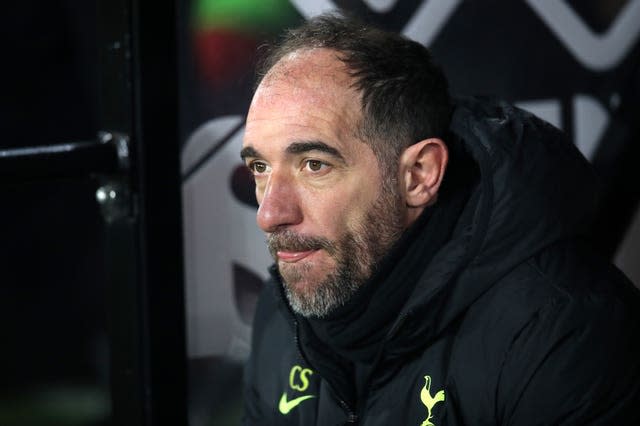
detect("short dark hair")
[256,13,453,172]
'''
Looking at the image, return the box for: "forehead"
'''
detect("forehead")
[259,49,354,99]
[244,49,364,153]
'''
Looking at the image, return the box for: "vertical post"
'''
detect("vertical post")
[130,0,188,424]
[98,0,187,424]
[97,0,147,425]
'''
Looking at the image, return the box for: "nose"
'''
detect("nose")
[256,173,303,232]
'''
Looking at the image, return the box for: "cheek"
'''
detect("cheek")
[302,184,378,237]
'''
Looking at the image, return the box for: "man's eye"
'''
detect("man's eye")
[305,160,325,172]
[249,161,269,174]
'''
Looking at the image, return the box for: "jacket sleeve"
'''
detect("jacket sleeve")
[498,292,640,425]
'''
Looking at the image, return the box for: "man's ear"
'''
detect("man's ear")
[399,138,448,216]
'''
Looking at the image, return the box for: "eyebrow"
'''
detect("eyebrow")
[240,146,260,160]
[286,141,345,161]
[240,141,345,162]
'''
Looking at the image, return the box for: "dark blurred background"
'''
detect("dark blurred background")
[0,2,109,425]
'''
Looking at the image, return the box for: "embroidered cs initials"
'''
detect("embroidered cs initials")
[279,365,316,415]
[420,375,445,426]
[289,365,313,391]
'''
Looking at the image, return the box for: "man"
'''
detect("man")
[240,14,640,425]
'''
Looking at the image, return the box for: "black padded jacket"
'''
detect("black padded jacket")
[243,97,640,426]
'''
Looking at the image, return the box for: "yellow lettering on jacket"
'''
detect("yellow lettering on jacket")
[288,365,313,391]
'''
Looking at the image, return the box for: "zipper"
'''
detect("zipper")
[344,411,359,424]
[277,280,359,424]
[292,317,359,424]
[338,397,358,424]
[291,317,310,369]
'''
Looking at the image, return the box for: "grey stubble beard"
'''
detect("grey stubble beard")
[268,177,404,318]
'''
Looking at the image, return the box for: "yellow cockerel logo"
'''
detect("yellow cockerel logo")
[420,375,445,426]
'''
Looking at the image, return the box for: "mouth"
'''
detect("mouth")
[277,249,319,263]
[268,230,332,264]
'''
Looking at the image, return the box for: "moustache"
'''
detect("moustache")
[267,230,335,258]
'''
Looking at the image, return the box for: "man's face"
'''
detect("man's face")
[242,49,406,317]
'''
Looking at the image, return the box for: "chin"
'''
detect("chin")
[280,266,324,290]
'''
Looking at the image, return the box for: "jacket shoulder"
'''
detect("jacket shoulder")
[451,240,640,424]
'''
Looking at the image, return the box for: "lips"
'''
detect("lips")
[268,230,332,263]
[277,249,318,263]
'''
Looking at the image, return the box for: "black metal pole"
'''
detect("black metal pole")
[98,0,188,423]
[0,133,128,183]
[130,0,188,424]
[97,0,149,425]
